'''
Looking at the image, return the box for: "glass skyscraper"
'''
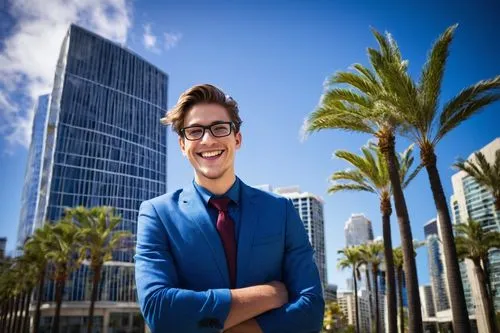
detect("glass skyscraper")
[17,24,168,331]
[423,218,450,312]
[17,94,50,248]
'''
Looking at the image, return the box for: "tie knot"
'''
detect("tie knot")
[209,197,231,212]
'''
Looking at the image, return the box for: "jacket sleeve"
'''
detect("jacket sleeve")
[255,198,325,333]
[134,200,232,333]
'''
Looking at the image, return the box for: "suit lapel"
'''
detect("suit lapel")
[179,184,229,287]
[236,182,258,287]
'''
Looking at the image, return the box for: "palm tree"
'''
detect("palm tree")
[371,24,500,332]
[323,301,347,333]
[455,219,500,333]
[65,206,131,333]
[24,223,53,333]
[329,143,421,333]
[360,242,384,333]
[358,243,375,332]
[45,220,83,333]
[393,247,405,333]
[306,32,424,332]
[338,247,362,333]
[455,150,500,211]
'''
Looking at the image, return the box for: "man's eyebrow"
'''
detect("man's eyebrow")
[184,120,228,127]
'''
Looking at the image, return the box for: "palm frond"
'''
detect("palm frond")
[418,24,458,138]
[437,76,500,142]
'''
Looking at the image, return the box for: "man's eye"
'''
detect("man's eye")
[187,128,203,136]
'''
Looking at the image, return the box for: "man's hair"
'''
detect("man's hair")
[161,84,242,135]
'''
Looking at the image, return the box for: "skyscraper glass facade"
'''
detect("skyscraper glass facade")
[424,219,450,312]
[23,24,168,309]
[17,94,50,248]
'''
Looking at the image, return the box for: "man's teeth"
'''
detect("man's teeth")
[201,150,223,158]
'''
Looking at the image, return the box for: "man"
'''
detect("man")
[135,84,324,333]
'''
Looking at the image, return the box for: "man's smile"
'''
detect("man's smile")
[197,150,225,160]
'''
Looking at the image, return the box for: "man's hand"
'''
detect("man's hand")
[224,319,263,333]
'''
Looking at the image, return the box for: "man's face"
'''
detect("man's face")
[179,103,242,183]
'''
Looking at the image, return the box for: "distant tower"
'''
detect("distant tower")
[344,214,374,247]
[419,285,436,319]
[424,218,450,312]
[257,185,328,293]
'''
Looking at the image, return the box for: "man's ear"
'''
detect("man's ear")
[178,136,186,156]
[235,131,242,150]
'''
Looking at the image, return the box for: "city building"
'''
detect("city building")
[338,289,371,332]
[0,237,6,259]
[450,137,500,333]
[256,185,328,293]
[17,24,168,332]
[424,218,450,312]
[420,285,436,319]
[325,283,338,303]
[17,94,50,248]
[344,213,374,247]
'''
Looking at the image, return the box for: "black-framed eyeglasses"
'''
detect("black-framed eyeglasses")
[180,122,235,141]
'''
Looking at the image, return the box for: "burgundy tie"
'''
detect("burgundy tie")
[209,197,237,288]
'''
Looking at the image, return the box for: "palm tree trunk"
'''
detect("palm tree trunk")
[473,259,498,333]
[365,266,375,332]
[353,269,360,333]
[33,268,45,333]
[52,277,65,333]
[1,301,7,333]
[7,297,14,333]
[12,294,21,333]
[397,268,404,333]
[22,289,32,333]
[372,266,380,333]
[381,196,397,333]
[87,264,102,333]
[15,291,26,333]
[379,130,422,333]
[422,148,471,333]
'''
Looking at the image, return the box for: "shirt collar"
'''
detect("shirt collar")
[193,177,241,206]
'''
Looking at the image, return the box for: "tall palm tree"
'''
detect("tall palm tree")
[338,247,362,333]
[372,24,500,332]
[393,247,405,333]
[329,143,421,333]
[358,244,375,332]
[24,223,53,333]
[455,150,500,211]
[65,206,131,333]
[45,220,83,333]
[455,219,500,333]
[306,33,424,332]
[360,242,384,333]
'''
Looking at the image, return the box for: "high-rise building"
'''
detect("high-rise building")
[424,218,450,312]
[450,137,500,332]
[420,285,436,319]
[17,24,168,331]
[0,237,6,259]
[325,283,338,303]
[260,185,328,293]
[344,213,374,247]
[17,94,50,248]
[338,289,371,331]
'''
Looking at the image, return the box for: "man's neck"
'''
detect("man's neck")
[195,173,236,195]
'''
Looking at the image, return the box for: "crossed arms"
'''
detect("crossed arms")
[134,199,324,333]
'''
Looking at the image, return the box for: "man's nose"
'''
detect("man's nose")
[200,129,216,143]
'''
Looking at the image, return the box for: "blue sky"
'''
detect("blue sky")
[0,0,499,289]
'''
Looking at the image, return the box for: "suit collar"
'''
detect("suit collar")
[179,180,259,288]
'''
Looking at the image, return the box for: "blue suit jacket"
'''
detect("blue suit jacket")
[135,180,324,333]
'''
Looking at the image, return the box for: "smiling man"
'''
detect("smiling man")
[134,84,324,333]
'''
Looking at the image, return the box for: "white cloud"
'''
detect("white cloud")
[0,0,132,150]
[143,23,160,53]
[164,32,182,50]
